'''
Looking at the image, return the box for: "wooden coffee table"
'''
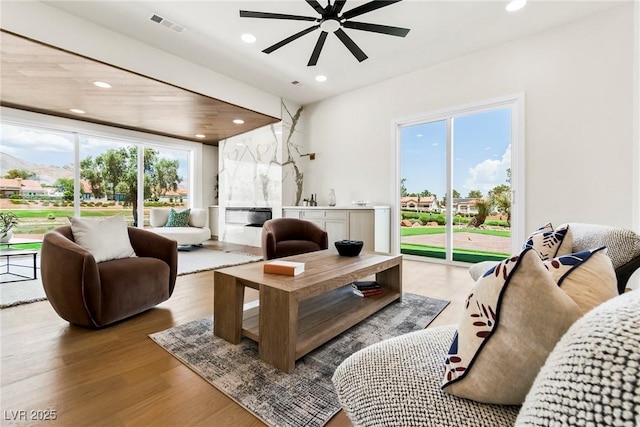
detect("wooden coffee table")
[213,250,402,373]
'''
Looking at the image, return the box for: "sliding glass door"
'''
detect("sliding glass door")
[398,96,523,264]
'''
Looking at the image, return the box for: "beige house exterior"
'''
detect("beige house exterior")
[0,178,45,198]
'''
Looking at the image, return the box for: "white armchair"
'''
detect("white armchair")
[147,208,211,247]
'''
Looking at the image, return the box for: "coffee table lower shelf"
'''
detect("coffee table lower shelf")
[241,285,401,360]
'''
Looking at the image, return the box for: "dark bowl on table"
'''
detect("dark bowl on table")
[335,240,364,257]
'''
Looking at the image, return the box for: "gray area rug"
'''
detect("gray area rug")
[177,247,262,275]
[149,293,450,427]
[0,249,262,308]
[0,255,45,308]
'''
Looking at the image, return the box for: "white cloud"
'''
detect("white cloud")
[1,124,73,155]
[463,144,510,195]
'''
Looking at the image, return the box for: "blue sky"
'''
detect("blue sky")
[1,123,189,186]
[401,108,511,199]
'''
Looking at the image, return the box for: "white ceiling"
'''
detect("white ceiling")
[44,1,624,106]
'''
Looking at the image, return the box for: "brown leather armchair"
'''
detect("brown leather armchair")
[261,218,328,260]
[41,226,178,328]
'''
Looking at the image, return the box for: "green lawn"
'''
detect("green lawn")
[401,243,509,263]
[5,209,136,235]
[401,226,511,262]
[4,243,42,250]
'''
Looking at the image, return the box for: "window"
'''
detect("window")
[0,123,74,236]
[395,94,524,264]
[1,113,196,239]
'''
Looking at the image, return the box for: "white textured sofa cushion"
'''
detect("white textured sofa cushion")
[332,326,520,427]
[560,223,640,269]
[516,290,640,426]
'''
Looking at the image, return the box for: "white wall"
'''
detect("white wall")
[202,145,218,208]
[303,4,637,234]
[1,1,281,119]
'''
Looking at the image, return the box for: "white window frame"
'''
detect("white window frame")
[391,93,525,264]
[1,106,203,227]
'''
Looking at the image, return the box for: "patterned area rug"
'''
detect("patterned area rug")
[149,293,450,427]
[0,249,262,308]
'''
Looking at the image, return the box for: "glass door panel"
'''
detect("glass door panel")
[399,104,516,263]
[400,120,447,259]
[451,109,512,262]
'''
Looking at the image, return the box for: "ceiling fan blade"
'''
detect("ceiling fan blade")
[334,28,368,62]
[342,0,402,20]
[343,21,410,37]
[262,25,320,54]
[239,10,317,22]
[331,0,348,15]
[305,0,326,15]
[308,31,328,66]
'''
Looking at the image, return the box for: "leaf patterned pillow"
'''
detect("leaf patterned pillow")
[442,248,582,405]
[523,223,573,260]
[165,208,191,227]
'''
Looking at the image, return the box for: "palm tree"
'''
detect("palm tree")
[494,192,511,227]
[467,198,492,228]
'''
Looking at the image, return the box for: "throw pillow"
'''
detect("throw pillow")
[523,223,573,260]
[442,248,582,405]
[544,246,618,314]
[69,214,136,263]
[515,291,640,426]
[165,208,191,227]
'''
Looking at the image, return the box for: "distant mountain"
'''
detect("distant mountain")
[0,153,74,185]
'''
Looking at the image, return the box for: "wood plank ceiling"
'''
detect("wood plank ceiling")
[0,30,280,146]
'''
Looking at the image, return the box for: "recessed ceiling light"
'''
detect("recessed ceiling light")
[69,108,86,114]
[93,81,112,89]
[506,0,527,12]
[195,134,206,139]
[241,33,256,43]
[233,119,245,124]
[315,75,327,82]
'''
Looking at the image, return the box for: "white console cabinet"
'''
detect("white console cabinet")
[282,206,391,253]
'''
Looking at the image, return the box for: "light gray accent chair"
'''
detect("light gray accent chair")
[332,223,640,426]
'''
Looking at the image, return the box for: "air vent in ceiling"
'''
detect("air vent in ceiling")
[149,13,186,34]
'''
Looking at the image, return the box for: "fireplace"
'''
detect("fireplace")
[225,207,272,227]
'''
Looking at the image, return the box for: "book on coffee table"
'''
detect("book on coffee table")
[352,288,384,297]
[352,280,382,291]
[263,260,305,276]
[351,281,384,297]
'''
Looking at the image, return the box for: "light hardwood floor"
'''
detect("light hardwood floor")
[0,242,476,426]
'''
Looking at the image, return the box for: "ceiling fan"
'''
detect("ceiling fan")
[239,0,410,66]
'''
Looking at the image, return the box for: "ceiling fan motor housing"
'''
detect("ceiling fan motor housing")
[320,18,341,33]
